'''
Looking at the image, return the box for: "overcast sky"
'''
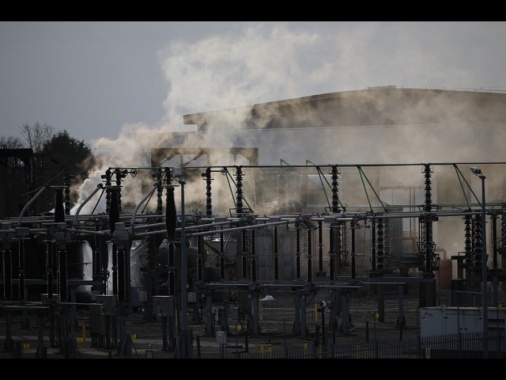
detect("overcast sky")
[1,21,505,149]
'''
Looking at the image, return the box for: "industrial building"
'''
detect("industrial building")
[1,86,506,358]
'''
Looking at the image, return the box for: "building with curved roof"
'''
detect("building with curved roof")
[176,86,506,166]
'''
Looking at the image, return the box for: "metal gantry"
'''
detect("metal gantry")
[1,161,505,357]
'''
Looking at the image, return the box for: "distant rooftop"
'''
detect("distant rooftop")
[183,86,506,131]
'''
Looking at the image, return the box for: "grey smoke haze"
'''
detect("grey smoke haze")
[2,21,506,148]
[3,21,505,213]
[91,22,506,168]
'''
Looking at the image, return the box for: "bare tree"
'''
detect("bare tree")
[20,122,55,152]
[0,136,25,149]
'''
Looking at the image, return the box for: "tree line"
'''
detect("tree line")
[0,122,97,217]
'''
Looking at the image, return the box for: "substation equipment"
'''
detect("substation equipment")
[1,158,506,358]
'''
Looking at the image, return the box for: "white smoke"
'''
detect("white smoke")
[71,22,506,214]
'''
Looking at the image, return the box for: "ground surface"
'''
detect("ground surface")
[0,286,445,360]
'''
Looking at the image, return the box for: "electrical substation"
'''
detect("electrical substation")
[2,86,506,359]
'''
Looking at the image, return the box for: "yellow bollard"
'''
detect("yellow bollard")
[268,344,273,359]
[260,342,265,358]
[303,341,308,358]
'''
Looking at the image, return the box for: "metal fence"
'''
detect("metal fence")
[199,331,506,359]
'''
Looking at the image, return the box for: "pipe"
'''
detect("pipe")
[18,186,47,225]
[189,220,291,237]
[73,184,104,228]
[130,183,159,234]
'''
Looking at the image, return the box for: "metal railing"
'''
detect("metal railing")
[197,331,506,359]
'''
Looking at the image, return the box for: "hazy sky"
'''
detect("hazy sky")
[1,21,505,149]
